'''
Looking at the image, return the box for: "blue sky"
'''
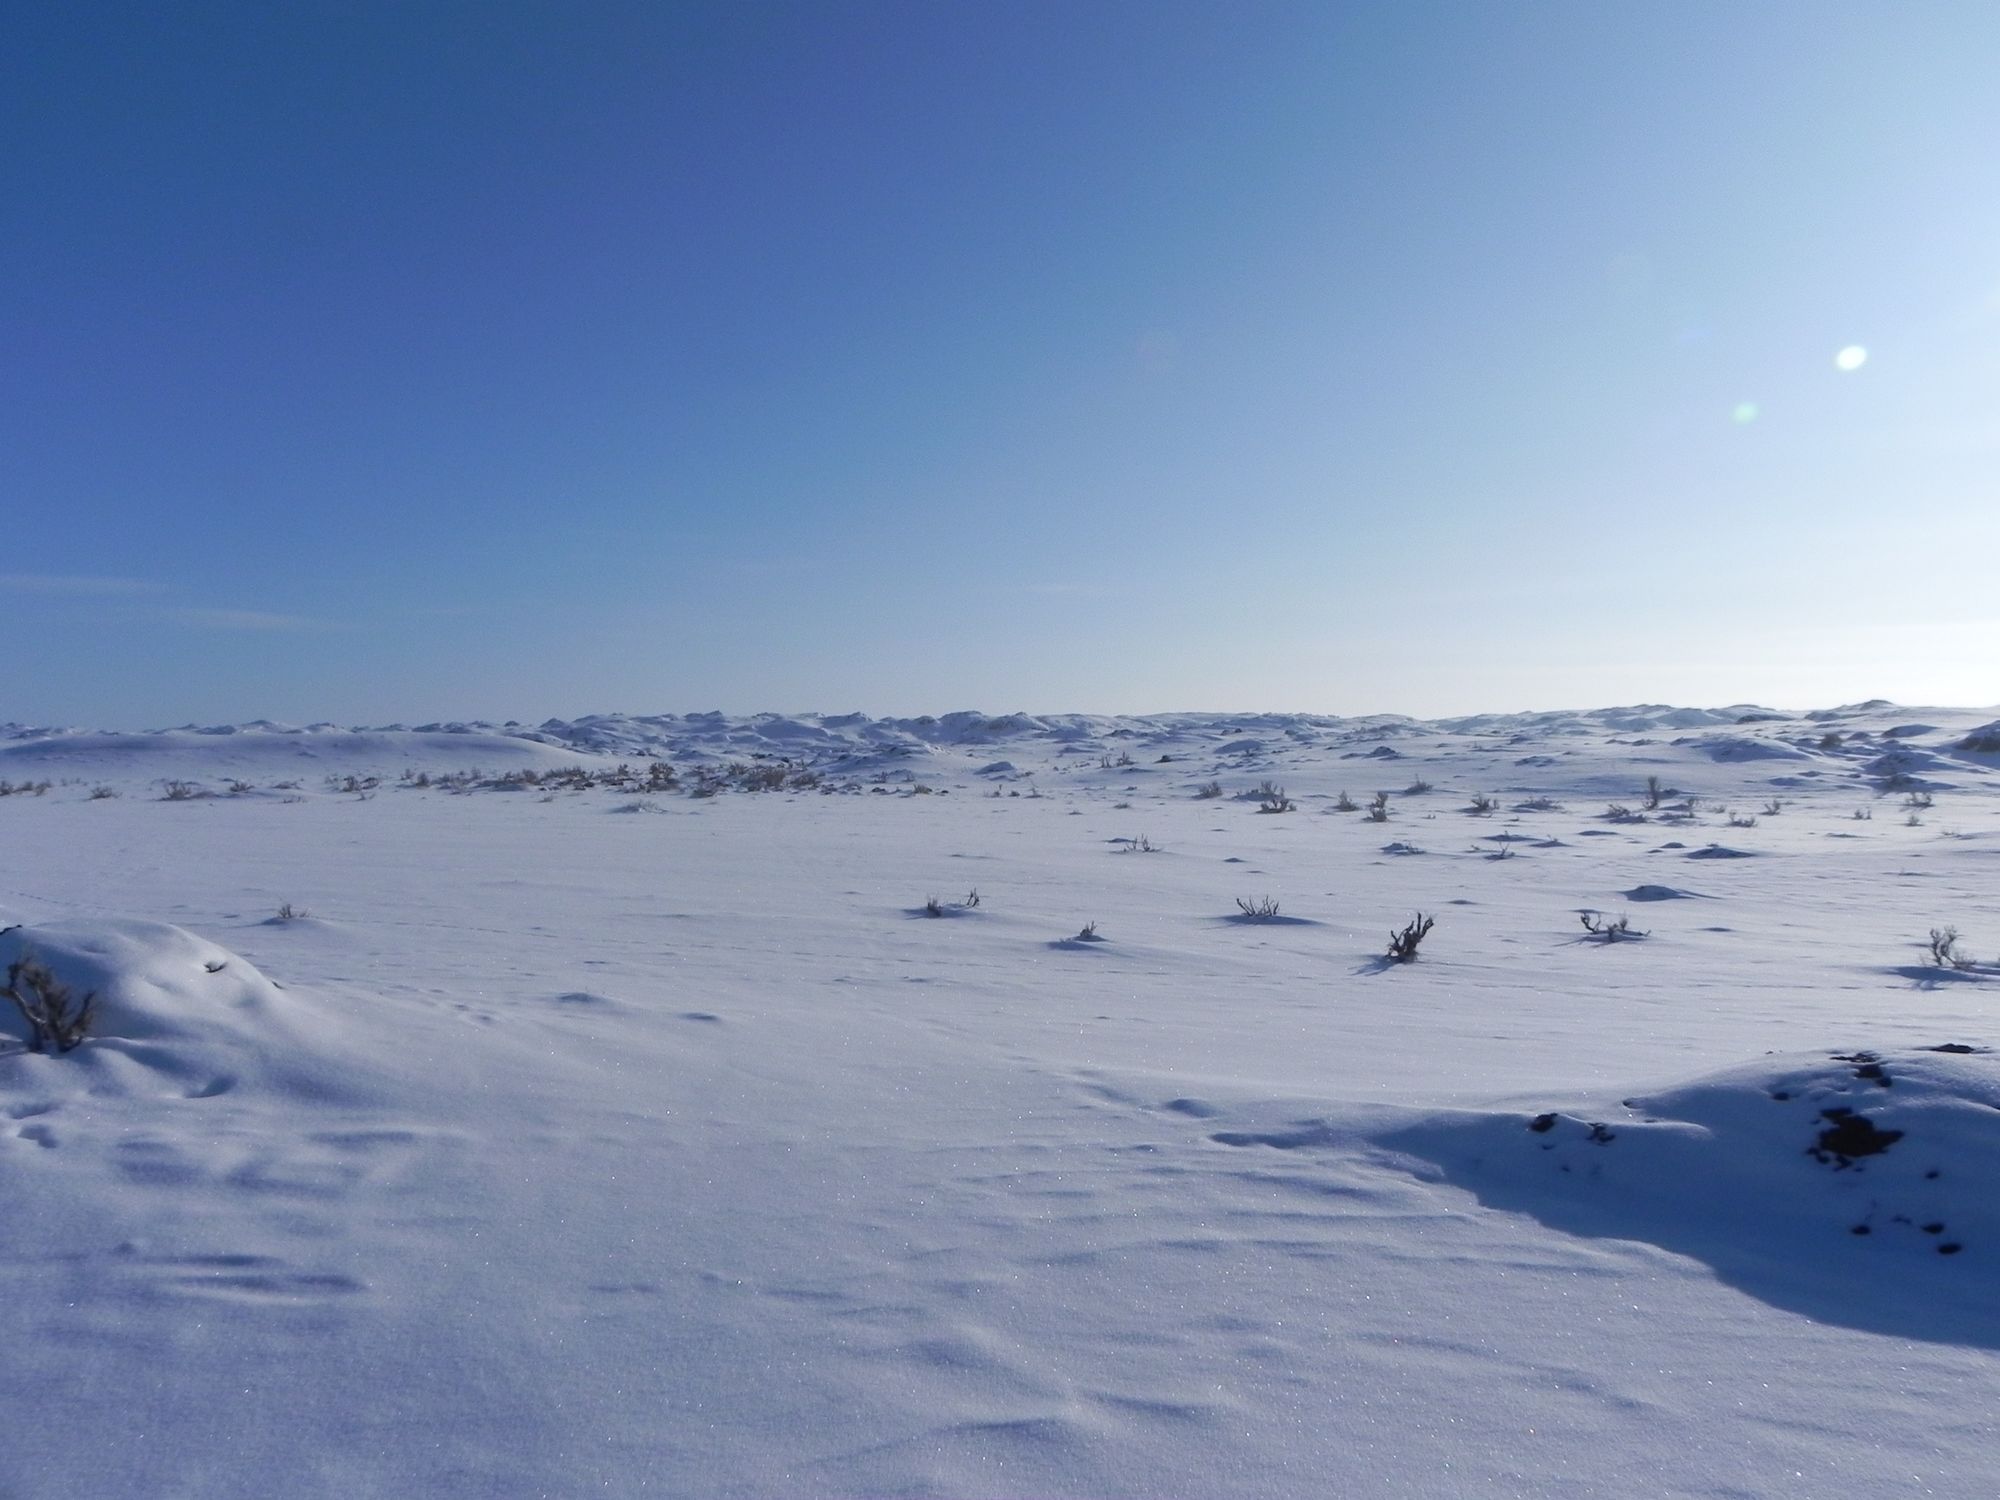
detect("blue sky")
[6,1,1998,726]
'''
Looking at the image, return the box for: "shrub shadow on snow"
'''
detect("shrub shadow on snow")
[1353,946,1444,974]
[1624,884,1706,902]
[1888,965,1992,990]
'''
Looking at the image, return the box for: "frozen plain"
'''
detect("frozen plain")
[1,701,1997,1499]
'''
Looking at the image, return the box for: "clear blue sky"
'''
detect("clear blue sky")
[7,1,1998,726]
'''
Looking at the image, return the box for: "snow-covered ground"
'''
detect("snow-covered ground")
[2,701,1997,1497]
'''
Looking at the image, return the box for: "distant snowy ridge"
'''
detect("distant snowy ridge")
[4,701,1998,792]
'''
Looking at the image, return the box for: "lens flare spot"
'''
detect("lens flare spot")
[1732,401,1759,424]
[1835,344,1868,372]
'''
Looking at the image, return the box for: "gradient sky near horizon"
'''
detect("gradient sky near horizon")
[6,1,1999,727]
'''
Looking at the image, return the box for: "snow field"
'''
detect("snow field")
[0,702,1996,1496]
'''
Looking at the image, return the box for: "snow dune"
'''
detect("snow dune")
[1213,1045,2000,1347]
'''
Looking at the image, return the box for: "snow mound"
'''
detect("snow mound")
[1588,705,1750,731]
[1378,1046,2000,1345]
[1682,735,1813,763]
[1868,742,1971,787]
[1956,721,2000,758]
[0,919,369,1104]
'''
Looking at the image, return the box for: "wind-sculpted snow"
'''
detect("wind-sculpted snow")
[1681,734,1816,762]
[1955,720,2000,759]
[1359,1048,2000,1345]
[2,699,1999,1496]
[0,919,382,1105]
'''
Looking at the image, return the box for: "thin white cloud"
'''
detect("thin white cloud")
[0,573,164,596]
[167,607,339,632]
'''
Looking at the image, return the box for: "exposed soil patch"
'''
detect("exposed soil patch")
[1812,1107,1903,1166]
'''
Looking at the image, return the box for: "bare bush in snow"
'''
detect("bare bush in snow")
[1386,914,1434,963]
[3,956,95,1054]
[1926,927,1975,972]
[1580,911,1645,942]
